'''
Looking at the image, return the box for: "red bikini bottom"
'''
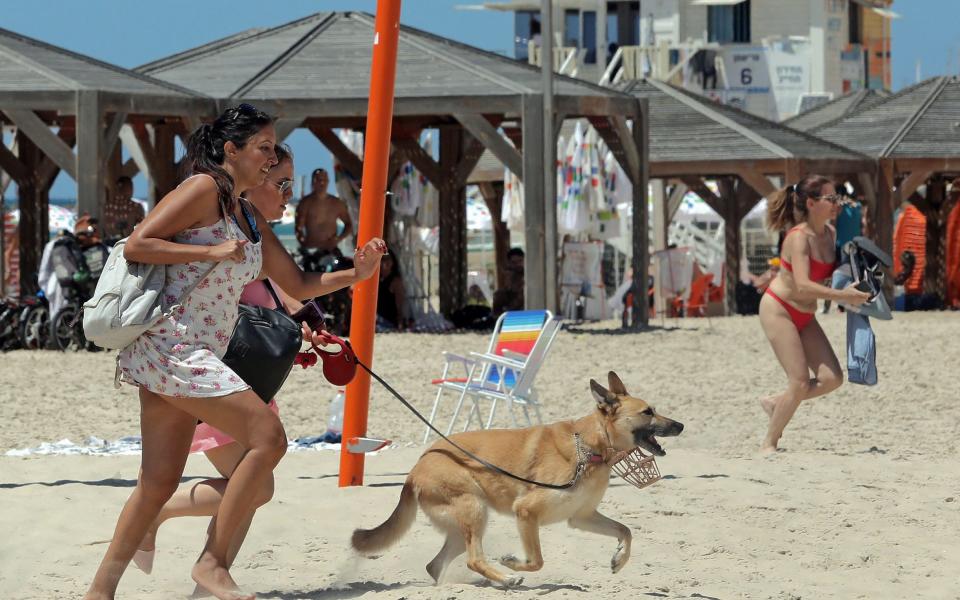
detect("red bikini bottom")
[765,288,815,331]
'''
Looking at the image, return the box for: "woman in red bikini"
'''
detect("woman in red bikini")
[759,175,870,454]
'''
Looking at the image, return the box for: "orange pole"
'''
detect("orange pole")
[339,0,403,487]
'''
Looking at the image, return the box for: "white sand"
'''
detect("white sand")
[2,312,959,598]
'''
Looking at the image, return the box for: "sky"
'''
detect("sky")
[1,0,957,201]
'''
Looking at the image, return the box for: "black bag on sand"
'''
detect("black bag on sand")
[223,280,303,403]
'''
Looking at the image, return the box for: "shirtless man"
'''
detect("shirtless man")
[295,168,353,254]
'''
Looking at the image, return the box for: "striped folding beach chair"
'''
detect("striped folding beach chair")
[424,310,561,443]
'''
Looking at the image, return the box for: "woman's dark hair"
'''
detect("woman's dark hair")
[184,103,274,210]
[767,174,833,231]
[274,143,293,165]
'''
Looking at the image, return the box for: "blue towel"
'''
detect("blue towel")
[833,268,878,385]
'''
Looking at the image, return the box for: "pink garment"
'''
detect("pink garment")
[191,398,279,453]
[190,278,284,453]
[239,277,281,309]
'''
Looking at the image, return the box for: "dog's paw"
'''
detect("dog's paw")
[499,554,520,569]
[503,575,524,588]
[611,542,630,573]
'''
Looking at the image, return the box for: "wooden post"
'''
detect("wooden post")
[630,98,650,328]
[541,0,558,314]
[521,94,546,309]
[876,160,896,263]
[15,131,45,296]
[76,90,104,220]
[718,177,740,316]
[437,126,468,315]
[478,181,510,290]
[651,179,668,251]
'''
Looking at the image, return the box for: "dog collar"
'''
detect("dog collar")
[574,434,608,465]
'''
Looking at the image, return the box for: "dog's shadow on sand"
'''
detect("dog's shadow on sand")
[261,581,590,598]
[259,581,410,599]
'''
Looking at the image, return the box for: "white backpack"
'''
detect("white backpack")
[82,239,216,350]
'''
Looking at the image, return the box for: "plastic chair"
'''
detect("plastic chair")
[424,310,560,443]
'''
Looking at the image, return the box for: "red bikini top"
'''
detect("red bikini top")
[781,226,836,281]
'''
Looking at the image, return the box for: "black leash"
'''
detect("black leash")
[351,356,583,490]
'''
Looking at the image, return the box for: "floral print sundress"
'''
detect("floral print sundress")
[118,192,262,398]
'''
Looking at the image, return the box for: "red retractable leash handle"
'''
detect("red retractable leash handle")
[294,330,359,387]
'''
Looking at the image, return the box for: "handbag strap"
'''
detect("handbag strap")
[262,279,288,315]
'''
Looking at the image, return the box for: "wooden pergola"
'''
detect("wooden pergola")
[813,76,960,302]
[782,89,888,132]
[0,27,213,295]
[608,79,873,312]
[138,11,649,322]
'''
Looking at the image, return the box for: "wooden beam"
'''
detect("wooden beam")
[679,176,723,215]
[0,142,27,185]
[114,157,138,180]
[119,123,159,184]
[310,126,363,181]
[453,112,523,179]
[5,108,77,180]
[667,181,689,220]
[76,90,104,219]
[897,169,934,202]
[478,181,510,291]
[451,134,486,187]
[736,168,777,199]
[102,111,127,159]
[391,136,442,188]
[274,117,302,141]
[588,115,640,185]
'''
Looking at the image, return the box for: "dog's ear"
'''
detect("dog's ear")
[607,371,628,396]
[591,379,620,414]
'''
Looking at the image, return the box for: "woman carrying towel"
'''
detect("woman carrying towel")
[84,106,385,600]
[758,175,870,455]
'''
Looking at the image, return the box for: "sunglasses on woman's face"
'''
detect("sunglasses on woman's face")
[817,194,841,205]
[268,178,293,194]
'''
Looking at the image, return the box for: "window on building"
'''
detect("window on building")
[583,11,597,64]
[849,1,862,45]
[564,9,580,48]
[514,10,538,61]
[708,0,751,44]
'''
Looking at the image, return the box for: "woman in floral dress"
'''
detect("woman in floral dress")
[84,106,385,600]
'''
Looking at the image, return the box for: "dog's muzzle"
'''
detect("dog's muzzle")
[610,447,661,490]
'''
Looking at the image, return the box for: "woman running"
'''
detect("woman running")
[758,175,870,454]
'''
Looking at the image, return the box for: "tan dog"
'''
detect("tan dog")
[351,371,684,586]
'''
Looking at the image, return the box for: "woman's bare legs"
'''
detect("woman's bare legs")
[84,390,199,600]
[758,295,843,453]
[138,441,274,599]
[159,389,286,600]
[86,388,285,600]
[137,442,274,570]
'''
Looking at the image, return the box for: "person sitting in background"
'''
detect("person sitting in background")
[493,247,525,316]
[376,250,409,331]
[102,176,145,242]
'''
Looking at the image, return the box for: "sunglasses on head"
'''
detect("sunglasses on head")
[229,103,260,120]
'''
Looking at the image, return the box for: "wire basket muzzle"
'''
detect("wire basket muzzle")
[610,446,661,489]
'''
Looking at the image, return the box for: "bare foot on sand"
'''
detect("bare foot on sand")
[192,554,254,600]
[132,525,158,574]
[760,396,779,418]
[758,444,779,455]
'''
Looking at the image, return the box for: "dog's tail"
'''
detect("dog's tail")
[351,481,417,555]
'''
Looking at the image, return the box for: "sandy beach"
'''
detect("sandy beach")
[2,311,960,599]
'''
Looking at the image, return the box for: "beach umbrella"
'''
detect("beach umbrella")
[5,205,77,234]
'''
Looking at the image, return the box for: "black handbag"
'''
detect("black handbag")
[222,280,303,402]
